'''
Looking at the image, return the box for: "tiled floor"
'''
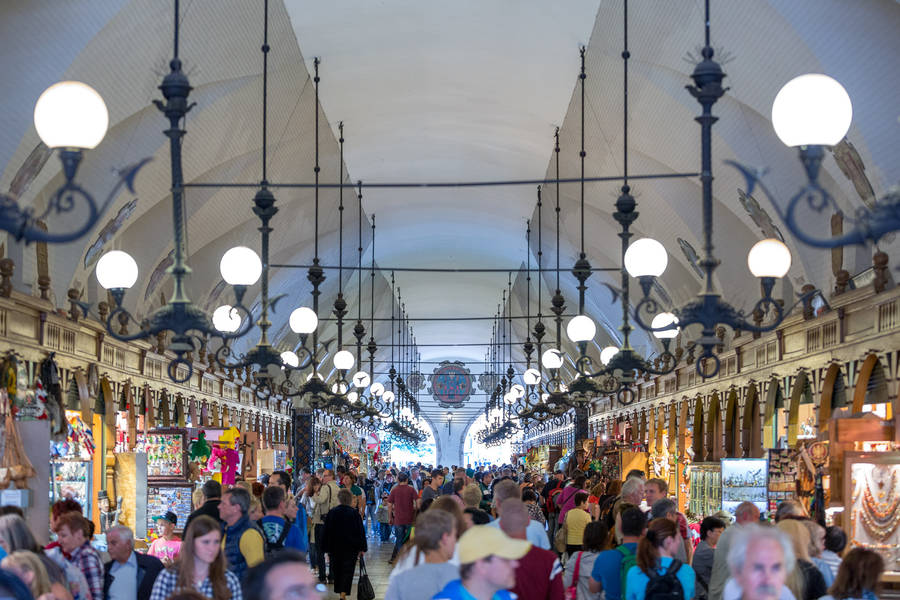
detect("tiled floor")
[318,530,397,599]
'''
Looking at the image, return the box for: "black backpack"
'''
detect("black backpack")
[643,560,684,600]
[257,518,290,555]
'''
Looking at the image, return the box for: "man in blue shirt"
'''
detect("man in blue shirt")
[259,486,305,553]
[590,506,646,600]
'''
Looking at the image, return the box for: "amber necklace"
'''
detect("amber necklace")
[860,467,900,540]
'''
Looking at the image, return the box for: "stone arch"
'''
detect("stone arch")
[853,353,890,418]
[706,391,722,461]
[741,383,763,458]
[692,395,704,460]
[763,377,784,449]
[788,370,814,445]
[724,388,739,458]
[819,362,847,431]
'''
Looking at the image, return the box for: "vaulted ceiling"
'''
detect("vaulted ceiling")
[2,0,898,436]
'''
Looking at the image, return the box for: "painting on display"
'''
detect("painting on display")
[721,458,768,516]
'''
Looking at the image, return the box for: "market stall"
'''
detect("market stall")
[135,428,193,535]
[721,457,767,516]
[50,410,95,517]
[686,462,721,518]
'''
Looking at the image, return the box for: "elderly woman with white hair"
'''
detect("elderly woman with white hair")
[724,524,797,600]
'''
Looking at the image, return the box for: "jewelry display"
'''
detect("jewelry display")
[849,462,900,571]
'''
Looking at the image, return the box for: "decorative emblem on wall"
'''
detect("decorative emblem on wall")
[478,371,498,394]
[737,188,784,242]
[407,370,425,393]
[429,361,473,408]
[144,250,175,302]
[83,199,138,269]
[678,238,704,279]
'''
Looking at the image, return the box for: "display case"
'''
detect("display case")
[146,483,194,534]
[721,458,768,516]
[687,463,721,518]
[843,451,900,575]
[50,460,92,516]
[768,449,800,512]
[135,429,188,481]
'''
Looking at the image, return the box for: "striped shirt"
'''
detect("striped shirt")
[148,567,242,600]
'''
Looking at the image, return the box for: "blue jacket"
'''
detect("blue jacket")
[432,579,516,600]
[223,515,261,581]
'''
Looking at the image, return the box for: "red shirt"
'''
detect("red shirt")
[388,483,418,525]
[512,545,565,600]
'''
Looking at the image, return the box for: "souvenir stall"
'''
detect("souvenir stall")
[767,443,826,516]
[50,410,95,516]
[844,450,900,576]
[686,463,722,518]
[721,458,768,516]
[135,428,193,536]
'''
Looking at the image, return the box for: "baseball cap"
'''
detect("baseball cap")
[457,525,530,564]
[153,511,178,526]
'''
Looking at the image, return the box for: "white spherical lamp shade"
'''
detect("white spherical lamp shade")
[566,314,597,343]
[370,382,385,397]
[212,305,242,333]
[280,351,300,368]
[600,346,619,366]
[352,371,371,388]
[651,312,680,339]
[289,306,318,334]
[347,391,359,404]
[331,382,348,395]
[96,250,138,289]
[382,391,395,403]
[747,238,792,278]
[523,368,542,386]
[625,238,668,278]
[510,384,525,399]
[541,349,564,370]
[34,81,109,149]
[219,246,262,286]
[772,74,852,147]
[333,350,355,371]
[306,372,321,382]
[503,392,516,404]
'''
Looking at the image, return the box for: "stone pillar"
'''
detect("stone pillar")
[572,404,590,472]
[292,409,315,471]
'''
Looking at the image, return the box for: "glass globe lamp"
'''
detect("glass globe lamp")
[523,368,541,386]
[352,371,371,388]
[34,81,109,149]
[566,314,596,343]
[747,239,791,278]
[370,382,385,397]
[624,238,668,278]
[96,250,138,290]
[510,384,525,398]
[280,351,299,368]
[382,391,395,403]
[600,346,619,366]
[212,305,241,333]
[333,350,355,371]
[650,312,680,339]
[289,307,318,334]
[219,246,262,286]
[541,348,564,370]
[772,74,852,147]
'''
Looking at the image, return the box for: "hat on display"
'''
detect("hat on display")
[153,511,178,526]
[457,525,530,564]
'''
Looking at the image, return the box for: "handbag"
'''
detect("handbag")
[566,551,583,600]
[554,518,568,553]
[357,556,375,600]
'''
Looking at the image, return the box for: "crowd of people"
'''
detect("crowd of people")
[0,463,890,600]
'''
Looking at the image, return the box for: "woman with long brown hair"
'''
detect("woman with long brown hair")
[821,548,884,600]
[149,515,241,600]
[625,518,695,600]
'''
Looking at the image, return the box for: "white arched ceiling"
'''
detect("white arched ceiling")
[1,0,898,440]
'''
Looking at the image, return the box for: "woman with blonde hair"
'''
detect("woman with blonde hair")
[776,519,827,600]
[149,515,241,600]
[1,550,65,600]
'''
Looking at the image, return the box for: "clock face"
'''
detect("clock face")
[431,362,473,407]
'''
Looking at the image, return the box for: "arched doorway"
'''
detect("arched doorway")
[706,392,722,461]
[763,377,785,448]
[742,383,763,458]
[853,353,891,419]
[462,413,507,467]
[692,396,704,461]
[724,388,739,458]
[788,371,815,445]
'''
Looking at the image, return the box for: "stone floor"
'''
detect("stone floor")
[318,529,398,599]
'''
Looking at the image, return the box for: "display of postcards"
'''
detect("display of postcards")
[146,486,194,533]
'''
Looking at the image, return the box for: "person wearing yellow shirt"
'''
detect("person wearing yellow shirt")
[219,487,265,581]
[564,492,592,557]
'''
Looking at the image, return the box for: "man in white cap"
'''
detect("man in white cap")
[432,524,531,600]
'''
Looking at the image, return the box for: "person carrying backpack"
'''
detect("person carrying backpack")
[258,485,305,556]
[589,506,646,600]
[623,518,694,600]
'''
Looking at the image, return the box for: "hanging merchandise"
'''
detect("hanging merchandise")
[135,430,187,480]
[0,403,37,489]
[40,354,65,440]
